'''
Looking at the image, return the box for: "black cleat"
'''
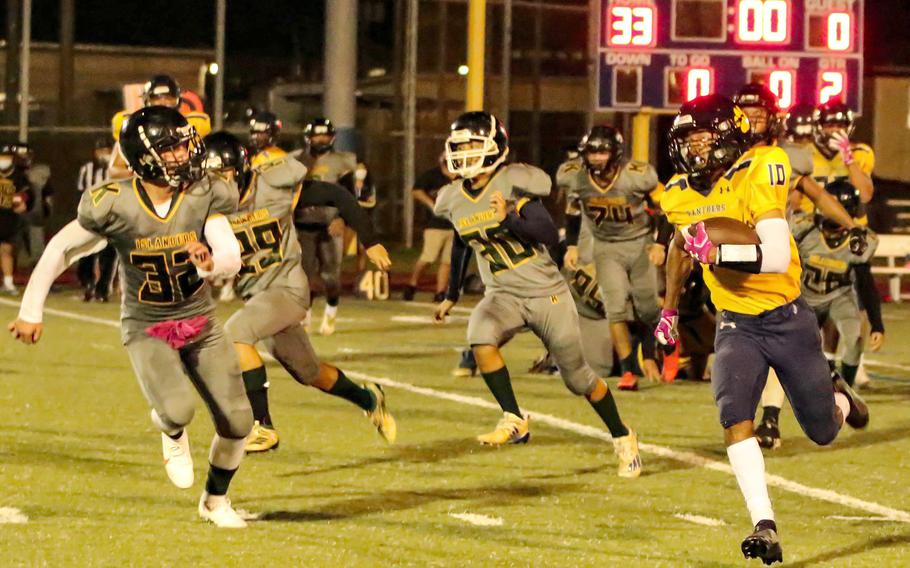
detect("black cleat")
[82,285,94,302]
[742,520,783,565]
[402,285,417,301]
[452,349,478,378]
[833,373,869,429]
[755,417,781,450]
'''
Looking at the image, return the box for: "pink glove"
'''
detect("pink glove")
[654,309,679,346]
[145,316,210,349]
[828,131,854,165]
[682,221,714,264]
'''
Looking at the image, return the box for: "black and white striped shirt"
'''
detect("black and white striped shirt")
[77,160,108,193]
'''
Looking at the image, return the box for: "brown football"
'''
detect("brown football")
[685,217,759,245]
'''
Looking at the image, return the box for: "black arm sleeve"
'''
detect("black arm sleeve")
[565,213,581,247]
[501,199,559,248]
[445,232,473,302]
[853,263,884,333]
[655,214,674,247]
[295,180,378,246]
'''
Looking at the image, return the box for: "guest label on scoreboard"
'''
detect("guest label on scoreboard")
[596,0,863,113]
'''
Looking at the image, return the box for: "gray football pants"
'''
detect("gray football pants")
[125,320,253,440]
[591,235,660,325]
[467,290,599,396]
[812,293,864,366]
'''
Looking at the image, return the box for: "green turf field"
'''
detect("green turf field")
[2,292,910,567]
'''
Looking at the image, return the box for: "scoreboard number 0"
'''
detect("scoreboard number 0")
[736,0,789,44]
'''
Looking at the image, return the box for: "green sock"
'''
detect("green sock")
[242,366,272,427]
[481,366,521,416]
[619,354,635,375]
[589,390,628,438]
[841,363,859,387]
[205,463,237,496]
[328,371,375,411]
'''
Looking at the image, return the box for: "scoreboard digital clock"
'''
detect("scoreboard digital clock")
[596,0,864,113]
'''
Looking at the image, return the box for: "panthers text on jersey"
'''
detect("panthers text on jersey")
[434,163,565,298]
[661,145,802,315]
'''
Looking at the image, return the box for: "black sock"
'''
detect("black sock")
[620,354,635,375]
[242,366,272,427]
[589,390,629,438]
[827,358,837,373]
[166,429,184,441]
[761,405,781,423]
[328,371,375,411]
[481,366,521,416]
[841,363,859,387]
[205,463,237,496]
[327,295,340,307]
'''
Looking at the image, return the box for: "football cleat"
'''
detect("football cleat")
[612,429,642,478]
[754,417,781,450]
[244,421,279,453]
[477,412,530,446]
[617,372,639,391]
[82,285,94,302]
[452,349,478,378]
[432,291,446,303]
[198,493,248,528]
[320,311,336,336]
[854,363,871,389]
[161,430,194,489]
[1,285,19,296]
[741,520,783,565]
[364,383,397,444]
[833,374,870,429]
[662,344,680,383]
[402,285,417,301]
[528,352,558,375]
[218,282,236,302]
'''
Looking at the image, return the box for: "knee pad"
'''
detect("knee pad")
[216,404,254,439]
[151,403,194,434]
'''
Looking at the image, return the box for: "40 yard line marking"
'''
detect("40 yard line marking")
[3,297,910,524]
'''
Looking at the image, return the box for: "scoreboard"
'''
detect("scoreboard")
[596,0,864,113]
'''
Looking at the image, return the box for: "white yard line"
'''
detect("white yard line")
[4,298,910,523]
[826,515,898,522]
[449,512,504,527]
[0,507,28,524]
[673,513,726,527]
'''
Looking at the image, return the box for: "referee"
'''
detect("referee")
[76,137,117,302]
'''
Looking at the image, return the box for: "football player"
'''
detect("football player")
[433,112,640,478]
[202,132,395,453]
[656,95,869,564]
[108,75,212,179]
[248,111,287,167]
[9,107,252,527]
[0,143,27,294]
[561,125,665,391]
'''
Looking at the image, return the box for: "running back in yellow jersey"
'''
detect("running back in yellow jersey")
[796,142,874,216]
[661,145,802,315]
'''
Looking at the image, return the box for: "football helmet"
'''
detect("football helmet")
[813,99,855,159]
[142,74,181,108]
[304,118,336,155]
[579,125,624,176]
[119,106,205,187]
[445,111,509,179]
[248,111,282,152]
[784,103,815,141]
[0,143,15,174]
[815,179,860,246]
[668,94,752,191]
[733,83,781,145]
[203,131,251,191]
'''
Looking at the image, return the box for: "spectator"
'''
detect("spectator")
[0,144,28,294]
[403,154,457,301]
[14,142,54,265]
[76,137,117,302]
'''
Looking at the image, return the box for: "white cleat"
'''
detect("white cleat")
[218,282,236,302]
[855,363,871,389]
[161,431,194,489]
[198,493,247,528]
[319,312,337,336]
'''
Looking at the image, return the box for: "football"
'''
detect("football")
[685,216,760,246]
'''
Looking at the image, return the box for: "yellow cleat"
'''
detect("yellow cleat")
[244,421,279,453]
[364,383,397,444]
[613,428,641,478]
[477,412,530,446]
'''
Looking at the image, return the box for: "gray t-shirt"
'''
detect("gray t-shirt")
[434,163,565,298]
[77,174,238,342]
[230,156,309,300]
[560,159,660,242]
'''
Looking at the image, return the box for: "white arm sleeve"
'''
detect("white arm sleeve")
[756,217,792,274]
[18,221,107,323]
[197,214,242,279]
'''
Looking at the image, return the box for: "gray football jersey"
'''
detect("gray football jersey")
[565,263,606,320]
[560,159,660,242]
[791,216,878,306]
[231,156,309,300]
[434,163,565,298]
[295,151,355,225]
[77,175,238,341]
[778,141,813,186]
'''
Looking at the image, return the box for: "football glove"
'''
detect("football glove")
[682,221,714,264]
[828,131,854,165]
[848,227,868,256]
[654,308,679,346]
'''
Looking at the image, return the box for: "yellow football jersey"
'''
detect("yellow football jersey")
[250,146,288,169]
[797,142,874,216]
[111,110,212,141]
[662,145,802,315]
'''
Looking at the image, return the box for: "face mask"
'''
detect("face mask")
[0,158,13,170]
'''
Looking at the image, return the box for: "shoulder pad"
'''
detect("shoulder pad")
[257,156,307,188]
[851,142,873,154]
[664,175,688,191]
[505,163,551,197]
[623,160,658,188]
[88,180,123,208]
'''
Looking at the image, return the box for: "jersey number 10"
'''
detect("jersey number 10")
[767,163,786,187]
